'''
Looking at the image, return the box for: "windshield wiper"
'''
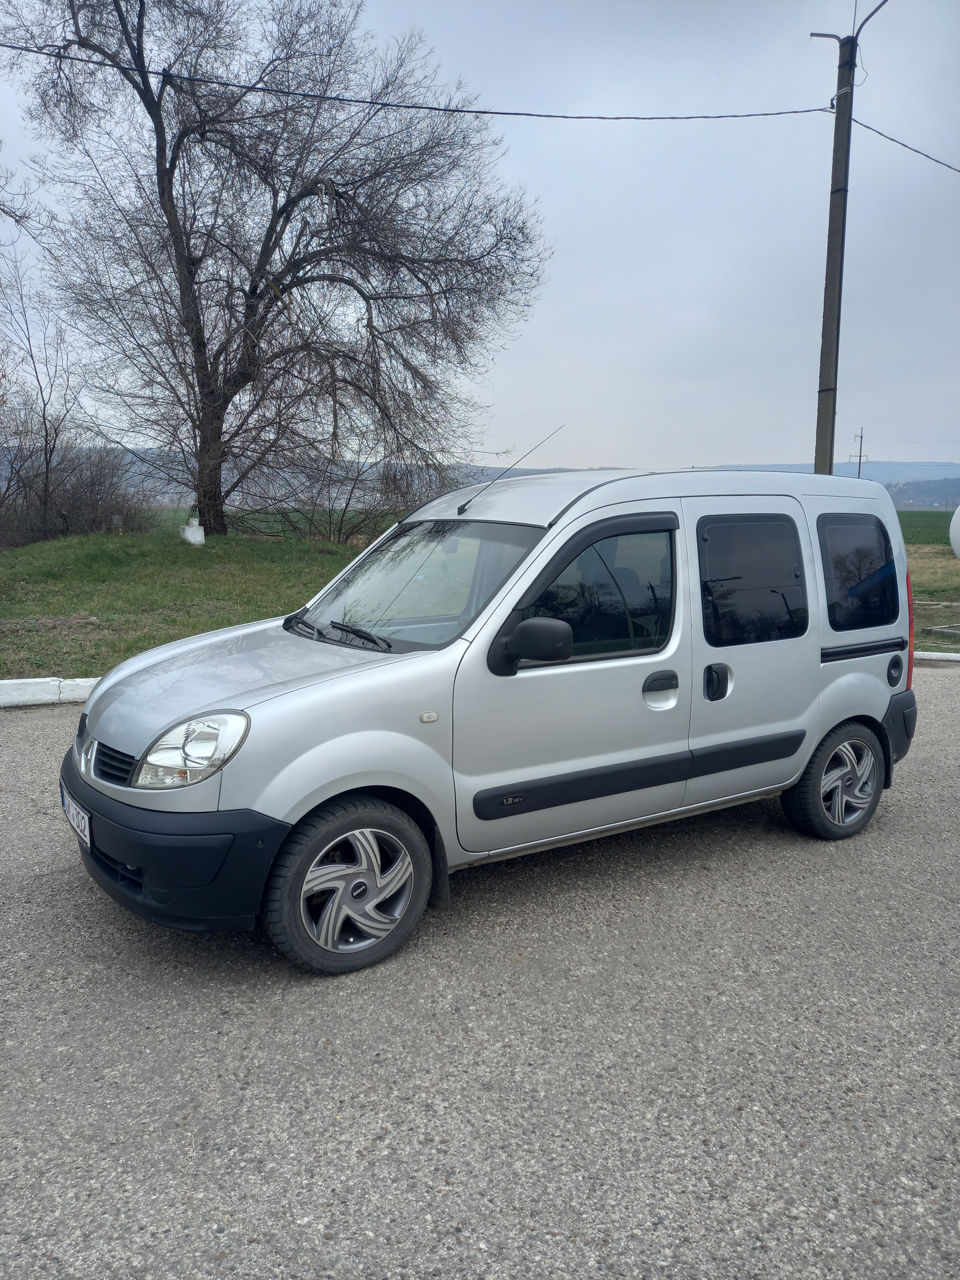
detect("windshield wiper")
[284,607,391,650]
[327,619,392,651]
[283,608,324,641]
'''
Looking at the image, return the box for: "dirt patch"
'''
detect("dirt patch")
[0,616,102,634]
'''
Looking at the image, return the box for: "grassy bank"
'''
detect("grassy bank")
[903,512,960,653]
[0,534,353,678]
[1,511,958,678]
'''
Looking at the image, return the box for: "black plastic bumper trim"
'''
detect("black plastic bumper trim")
[61,750,291,932]
[881,689,918,766]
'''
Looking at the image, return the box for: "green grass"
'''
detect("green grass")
[2,510,959,678]
[897,510,952,547]
[151,506,195,532]
[0,533,353,678]
[895,512,960,653]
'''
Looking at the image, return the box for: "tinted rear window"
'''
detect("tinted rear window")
[698,514,808,647]
[818,514,898,631]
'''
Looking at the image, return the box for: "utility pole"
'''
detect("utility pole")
[849,429,867,478]
[812,0,890,475]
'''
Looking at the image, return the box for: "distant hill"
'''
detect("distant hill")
[461,460,960,511]
[885,478,960,509]
[51,448,958,510]
[720,461,960,486]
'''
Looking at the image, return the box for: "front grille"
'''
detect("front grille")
[94,742,138,786]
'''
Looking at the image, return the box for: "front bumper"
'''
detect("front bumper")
[61,750,291,932]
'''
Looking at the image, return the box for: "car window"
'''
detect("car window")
[817,514,898,631]
[698,514,808,646]
[303,520,541,649]
[521,530,674,658]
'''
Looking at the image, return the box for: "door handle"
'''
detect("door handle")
[642,670,679,694]
[703,664,729,701]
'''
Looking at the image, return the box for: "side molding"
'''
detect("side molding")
[473,731,806,821]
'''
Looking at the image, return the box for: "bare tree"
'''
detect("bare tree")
[0,141,36,236]
[0,392,39,524]
[0,249,148,543]
[0,401,147,544]
[228,426,468,542]
[1,0,544,534]
[0,249,85,533]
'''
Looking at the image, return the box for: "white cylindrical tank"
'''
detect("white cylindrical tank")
[951,505,960,559]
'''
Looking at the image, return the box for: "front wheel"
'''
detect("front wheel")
[263,796,432,974]
[780,722,884,840]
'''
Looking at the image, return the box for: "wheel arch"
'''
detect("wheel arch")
[262,784,450,915]
[354,786,451,910]
[828,714,893,788]
[817,671,896,790]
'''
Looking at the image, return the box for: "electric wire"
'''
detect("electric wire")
[0,39,828,121]
[852,117,960,174]
[0,38,956,174]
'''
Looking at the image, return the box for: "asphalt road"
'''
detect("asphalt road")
[1,666,958,1280]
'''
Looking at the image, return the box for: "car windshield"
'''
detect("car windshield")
[299,519,543,650]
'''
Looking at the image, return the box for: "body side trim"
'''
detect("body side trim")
[472,730,806,821]
[821,637,908,662]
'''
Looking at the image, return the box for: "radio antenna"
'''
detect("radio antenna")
[457,424,565,515]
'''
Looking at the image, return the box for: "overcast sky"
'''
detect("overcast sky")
[358,0,960,472]
[3,1,958,473]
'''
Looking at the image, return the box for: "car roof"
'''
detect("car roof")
[405,469,888,529]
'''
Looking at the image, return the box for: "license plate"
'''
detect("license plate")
[61,785,91,850]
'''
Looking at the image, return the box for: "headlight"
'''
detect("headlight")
[132,712,249,788]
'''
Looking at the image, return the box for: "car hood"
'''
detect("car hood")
[85,618,413,756]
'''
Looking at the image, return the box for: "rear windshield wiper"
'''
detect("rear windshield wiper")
[327,619,392,651]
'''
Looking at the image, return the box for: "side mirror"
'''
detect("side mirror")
[488,616,574,676]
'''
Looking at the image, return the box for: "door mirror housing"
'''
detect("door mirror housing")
[488,617,574,676]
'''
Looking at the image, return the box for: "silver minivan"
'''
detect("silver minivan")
[60,470,918,973]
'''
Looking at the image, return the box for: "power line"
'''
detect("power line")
[852,117,960,175]
[0,38,831,121]
[1,38,957,174]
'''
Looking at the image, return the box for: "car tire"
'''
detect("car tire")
[780,721,884,840]
[263,796,432,974]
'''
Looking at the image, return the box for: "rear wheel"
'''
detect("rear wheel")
[263,796,432,974]
[780,722,883,840]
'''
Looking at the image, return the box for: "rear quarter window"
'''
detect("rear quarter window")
[817,514,898,631]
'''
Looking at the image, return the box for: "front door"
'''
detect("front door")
[452,507,692,854]
[681,495,821,808]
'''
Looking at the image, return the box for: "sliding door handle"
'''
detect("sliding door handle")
[703,664,729,702]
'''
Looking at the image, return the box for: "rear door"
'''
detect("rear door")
[682,495,821,807]
[452,504,691,854]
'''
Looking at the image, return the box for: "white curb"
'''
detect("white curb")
[1,651,957,710]
[0,677,100,708]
